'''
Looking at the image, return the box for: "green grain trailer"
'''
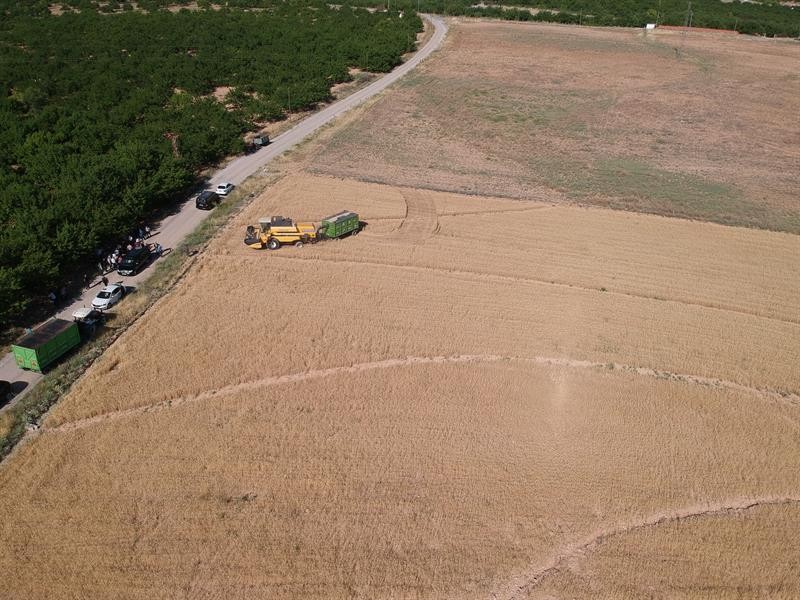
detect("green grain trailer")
[318,211,360,239]
[11,318,81,373]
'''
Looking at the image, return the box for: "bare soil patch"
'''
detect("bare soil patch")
[309,20,800,233]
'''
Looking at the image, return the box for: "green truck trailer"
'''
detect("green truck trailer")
[11,318,81,373]
[317,211,360,240]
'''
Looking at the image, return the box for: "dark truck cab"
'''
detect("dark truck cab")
[245,135,270,154]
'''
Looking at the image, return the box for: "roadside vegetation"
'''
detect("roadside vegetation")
[0,1,421,325]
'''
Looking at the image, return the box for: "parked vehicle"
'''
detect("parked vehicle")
[117,246,151,276]
[317,211,361,240]
[195,190,221,210]
[11,319,81,373]
[0,380,10,402]
[245,135,270,153]
[91,283,125,310]
[215,182,235,196]
[73,307,105,339]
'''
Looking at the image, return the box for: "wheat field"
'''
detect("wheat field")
[0,171,798,598]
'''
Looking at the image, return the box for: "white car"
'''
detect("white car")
[91,283,125,311]
[215,182,235,196]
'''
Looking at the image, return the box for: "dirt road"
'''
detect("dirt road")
[0,14,448,412]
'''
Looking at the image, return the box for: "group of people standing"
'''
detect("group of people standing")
[97,224,153,275]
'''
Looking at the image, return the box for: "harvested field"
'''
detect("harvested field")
[1,172,799,597]
[309,20,800,233]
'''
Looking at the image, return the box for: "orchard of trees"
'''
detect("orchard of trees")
[17,0,797,36]
[0,2,421,324]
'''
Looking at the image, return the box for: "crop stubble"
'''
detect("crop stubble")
[0,170,797,597]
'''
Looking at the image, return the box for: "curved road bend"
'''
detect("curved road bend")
[0,15,448,409]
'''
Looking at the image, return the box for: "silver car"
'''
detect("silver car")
[91,284,125,311]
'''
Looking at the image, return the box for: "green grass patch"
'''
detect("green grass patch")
[563,158,797,232]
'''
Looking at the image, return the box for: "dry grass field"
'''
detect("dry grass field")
[1,19,799,599]
[310,20,800,233]
[1,172,799,598]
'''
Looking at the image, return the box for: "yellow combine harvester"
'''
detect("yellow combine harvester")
[244,216,318,250]
[244,211,361,250]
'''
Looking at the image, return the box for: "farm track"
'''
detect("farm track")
[45,354,799,435]
[496,495,800,599]
[237,253,800,328]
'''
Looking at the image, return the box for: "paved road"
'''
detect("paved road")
[0,14,448,411]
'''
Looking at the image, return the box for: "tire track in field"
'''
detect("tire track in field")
[438,204,551,218]
[396,189,440,241]
[265,254,800,327]
[353,204,550,225]
[46,354,798,434]
[494,495,800,599]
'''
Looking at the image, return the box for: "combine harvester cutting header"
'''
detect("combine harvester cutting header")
[244,211,361,250]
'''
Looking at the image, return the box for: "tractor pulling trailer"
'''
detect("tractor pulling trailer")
[244,211,360,250]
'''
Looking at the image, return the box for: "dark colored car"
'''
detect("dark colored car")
[117,246,152,276]
[196,190,221,210]
[0,380,10,401]
[245,135,270,154]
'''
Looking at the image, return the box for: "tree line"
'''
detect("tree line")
[353,0,798,36]
[21,0,797,36]
[0,2,421,324]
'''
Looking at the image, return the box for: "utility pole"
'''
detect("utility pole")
[685,1,693,28]
[287,88,291,112]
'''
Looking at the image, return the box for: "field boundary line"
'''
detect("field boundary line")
[258,254,800,327]
[45,354,798,434]
[495,495,800,599]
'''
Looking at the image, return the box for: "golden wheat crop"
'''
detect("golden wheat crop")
[43,174,800,426]
[2,362,798,598]
[0,169,796,598]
